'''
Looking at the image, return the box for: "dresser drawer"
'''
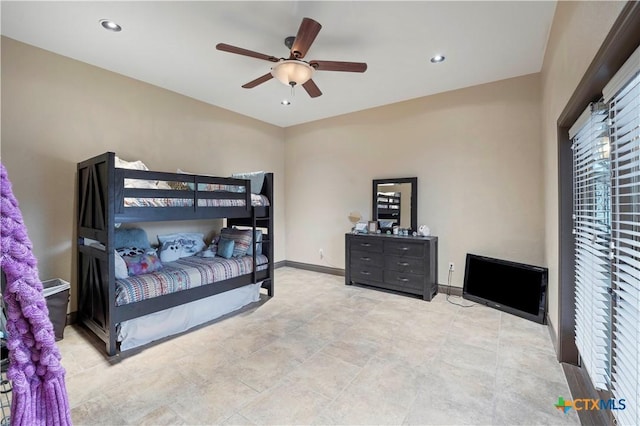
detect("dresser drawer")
[350,237,383,253]
[384,271,425,292]
[385,255,425,275]
[350,265,383,283]
[351,250,384,267]
[384,241,425,258]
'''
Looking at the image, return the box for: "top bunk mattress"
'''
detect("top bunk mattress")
[124,193,269,208]
[116,254,269,306]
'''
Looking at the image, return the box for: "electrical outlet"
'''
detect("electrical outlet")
[448,262,455,271]
[319,248,324,259]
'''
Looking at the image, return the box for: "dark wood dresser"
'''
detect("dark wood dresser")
[345,233,438,301]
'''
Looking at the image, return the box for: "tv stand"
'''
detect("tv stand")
[345,233,438,300]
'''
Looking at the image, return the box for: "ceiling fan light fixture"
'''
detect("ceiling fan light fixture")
[271,60,314,87]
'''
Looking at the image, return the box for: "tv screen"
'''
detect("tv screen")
[463,253,548,324]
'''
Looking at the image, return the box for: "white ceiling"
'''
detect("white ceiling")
[1,1,557,128]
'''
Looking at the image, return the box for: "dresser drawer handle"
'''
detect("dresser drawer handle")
[361,257,371,261]
[398,262,410,266]
[399,247,410,251]
[398,277,409,282]
[360,271,371,275]
[360,243,372,247]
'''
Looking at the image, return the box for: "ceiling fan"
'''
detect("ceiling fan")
[216,17,367,98]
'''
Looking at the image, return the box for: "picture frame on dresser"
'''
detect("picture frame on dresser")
[367,221,378,233]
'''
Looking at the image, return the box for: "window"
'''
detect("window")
[570,102,612,391]
[571,44,640,426]
[605,53,640,426]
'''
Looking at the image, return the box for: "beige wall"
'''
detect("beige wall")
[540,1,625,338]
[1,37,286,312]
[285,73,544,286]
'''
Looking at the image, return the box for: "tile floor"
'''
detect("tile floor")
[60,267,580,425]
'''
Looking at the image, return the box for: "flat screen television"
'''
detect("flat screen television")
[462,253,548,324]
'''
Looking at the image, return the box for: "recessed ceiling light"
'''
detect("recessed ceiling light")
[99,19,122,32]
[430,55,446,63]
[281,100,291,106]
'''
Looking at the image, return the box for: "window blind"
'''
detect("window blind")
[607,64,640,426]
[571,102,612,391]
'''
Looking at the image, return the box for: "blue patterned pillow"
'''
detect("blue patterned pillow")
[217,237,235,259]
[220,228,252,257]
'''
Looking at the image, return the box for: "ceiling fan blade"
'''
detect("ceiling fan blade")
[216,43,279,63]
[310,60,368,73]
[290,18,322,59]
[302,79,322,98]
[242,73,274,88]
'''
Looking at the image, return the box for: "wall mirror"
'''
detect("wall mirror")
[372,177,417,231]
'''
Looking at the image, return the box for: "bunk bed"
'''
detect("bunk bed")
[76,152,274,355]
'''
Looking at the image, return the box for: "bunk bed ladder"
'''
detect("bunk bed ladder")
[252,207,257,285]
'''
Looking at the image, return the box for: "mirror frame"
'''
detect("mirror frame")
[372,177,418,231]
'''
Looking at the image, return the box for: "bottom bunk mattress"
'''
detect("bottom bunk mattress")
[118,281,262,350]
[115,254,269,306]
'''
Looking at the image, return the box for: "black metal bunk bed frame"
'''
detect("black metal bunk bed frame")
[76,152,274,355]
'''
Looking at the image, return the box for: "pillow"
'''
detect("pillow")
[115,156,149,171]
[168,180,190,190]
[114,251,129,279]
[115,156,158,189]
[220,228,252,257]
[158,241,181,262]
[217,237,235,259]
[246,229,263,256]
[115,228,150,250]
[232,171,265,194]
[156,180,173,190]
[116,247,146,258]
[123,253,163,276]
[157,232,206,261]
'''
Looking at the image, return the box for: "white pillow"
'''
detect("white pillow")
[156,180,173,190]
[115,156,149,171]
[157,232,206,262]
[114,250,129,279]
[115,156,163,189]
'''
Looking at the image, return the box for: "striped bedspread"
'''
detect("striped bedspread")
[124,194,270,208]
[115,254,269,306]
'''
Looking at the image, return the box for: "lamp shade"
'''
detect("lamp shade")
[271,60,314,86]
